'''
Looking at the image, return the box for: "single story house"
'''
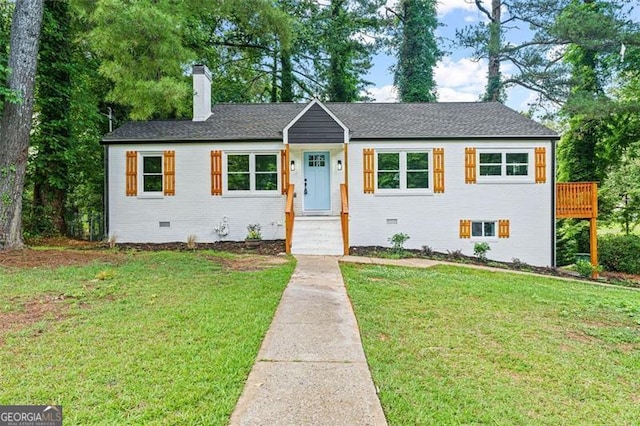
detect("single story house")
[102,65,560,266]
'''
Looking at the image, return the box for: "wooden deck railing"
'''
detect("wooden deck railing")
[556,182,598,219]
[285,184,295,254]
[340,184,349,256]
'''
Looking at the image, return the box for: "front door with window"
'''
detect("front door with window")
[303,152,330,211]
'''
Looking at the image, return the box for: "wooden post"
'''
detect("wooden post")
[590,182,598,279]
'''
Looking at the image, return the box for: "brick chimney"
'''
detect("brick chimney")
[192,65,212,121]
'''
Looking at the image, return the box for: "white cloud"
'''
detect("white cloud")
[437,0,489,17]
[435,57,486,102]
[366,85,399,103]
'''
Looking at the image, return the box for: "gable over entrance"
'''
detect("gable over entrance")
[283,100,349,144]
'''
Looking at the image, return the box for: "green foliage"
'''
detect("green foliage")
[246,223,262,240]
[391,0,440,102]
[473,242,491,261]
[575,259,601,278]
[599,234,640,274]
[600,157,640,235]
[388,232,410,254]
[556,220,590,267]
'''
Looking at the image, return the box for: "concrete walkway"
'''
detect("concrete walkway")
[229,255,387,426]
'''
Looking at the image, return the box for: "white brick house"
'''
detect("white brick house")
[102,65,559,266]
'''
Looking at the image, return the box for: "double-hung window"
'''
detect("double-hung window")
[377,151,430,191]
[142,154,163,194]
[472,221,496,238]
[227,153,278,193]
[478,149,532,181]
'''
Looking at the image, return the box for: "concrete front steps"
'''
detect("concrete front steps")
[291,216,344,255]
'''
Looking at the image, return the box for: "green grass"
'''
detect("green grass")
[342,263,640,425]
[0,250,295,424]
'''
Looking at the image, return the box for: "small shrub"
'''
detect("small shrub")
[599,234,640,274]
[246,224,262,240]
[421,245,433,256]
[388,233,410,254]
[95,270,116,281]
[187,234,197,249]
[575,259,602,278]
[473,242,491,261]
[447,249,464,260]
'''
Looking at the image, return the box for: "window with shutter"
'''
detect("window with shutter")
[163,151,175,196]
[535,147,546,183]
[211,150,223,196]
[126,151,137,196]
[465,148,476,184]
[433,148,444,193]
[460,220,471,238]
[363,148,374,193]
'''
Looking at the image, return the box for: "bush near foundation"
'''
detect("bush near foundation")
[599,234,640,274]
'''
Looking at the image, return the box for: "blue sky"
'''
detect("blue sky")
[364,1,540,110]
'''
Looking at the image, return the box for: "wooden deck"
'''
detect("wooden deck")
[556,182,598,219]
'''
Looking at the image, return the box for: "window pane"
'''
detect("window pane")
[480,165,501,176]
[484,222,496,237]
[507,165,528,175]
[378,153,399,170]
[506,153,528,164]
[228,155,249,173]
[228,173,250,191]
[407,152,428,170]
[256,173,278,191]
[256,154,277,172]
[377,172,400,189]
[143,156,162,173]
[479,153,502,164]
[143,175,162,192]
[407,171,429,189]
[472,222,483,237]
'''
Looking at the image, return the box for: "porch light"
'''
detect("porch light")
[337,160,343,171]
[290,160,296,171]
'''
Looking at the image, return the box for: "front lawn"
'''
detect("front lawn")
[0,250,294,424]
[342,263,640,425]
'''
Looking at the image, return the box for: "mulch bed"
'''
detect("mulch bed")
[115,240,286,256]
[349,246,640,289]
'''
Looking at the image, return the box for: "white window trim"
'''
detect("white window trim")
[470,220,498,241]
[477,148,534,184]
[375,149,433,195]
[223,151,280,197]
[138,151,164,199]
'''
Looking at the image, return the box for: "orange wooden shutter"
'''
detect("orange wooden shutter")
[535,147,546,183]
[499,220,510,238]
[433,148,445,193]
[163,150,175,196]
[459,220,471,238]
[126,151,137,196]
[211,150,223,196]
[281,148,290,194]
[465,147,476,184]
[363,148,374,194]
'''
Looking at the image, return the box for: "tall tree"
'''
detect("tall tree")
[30,0,74,235]
[391,0,441,102]
[0,0,45,249]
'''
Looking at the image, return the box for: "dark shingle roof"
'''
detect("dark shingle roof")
[102,102,558,143]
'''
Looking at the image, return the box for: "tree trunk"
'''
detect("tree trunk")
[0,0,45,249]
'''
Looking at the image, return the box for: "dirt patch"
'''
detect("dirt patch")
[214,254,289,271]
[0,295,70,346]
[0,248,122,269]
